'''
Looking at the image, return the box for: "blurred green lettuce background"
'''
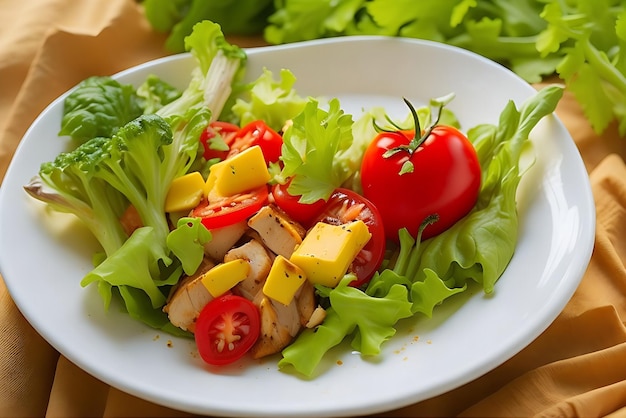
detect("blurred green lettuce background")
[141,0,626,137]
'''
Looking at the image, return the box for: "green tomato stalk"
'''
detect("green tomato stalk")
[376,93,455,175]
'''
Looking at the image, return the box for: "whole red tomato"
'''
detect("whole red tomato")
[360,101,481,242]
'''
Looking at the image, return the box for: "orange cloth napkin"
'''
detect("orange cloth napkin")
[1,1,626,417]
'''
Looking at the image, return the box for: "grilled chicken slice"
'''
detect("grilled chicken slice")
[250,296,294,359]
[247,205,306,258]
[250,280,316,359]
[163,258,215,332]
[294,280,316,324]
[224,238,273,300]
[203,220,247,261]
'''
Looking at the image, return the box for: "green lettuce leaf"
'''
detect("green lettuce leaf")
[265,0,365,44]
[136,74,182,114]
[59,76,144,143]
[117,285,191,337]
[156,20,246,121]
[142,0,274,52]
[166,217,212,275]
[230,68,307,131]
[81,227,178,310]
[263,0,626,134]
[53,22,243,334]
[277,97,355,203]
[541,0,626,135]
[278,277,412,376]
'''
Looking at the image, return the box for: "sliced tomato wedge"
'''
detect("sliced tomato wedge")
[270,180,326,228]
[228,120,283,165]
[312,188,386,288]
[199,121,239,161]
[195,294,261,366]
[191,185,269,230]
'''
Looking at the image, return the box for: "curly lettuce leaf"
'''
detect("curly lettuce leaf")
[278,277,412,376]
[277,97,355,203]
[262,0,626,133]
[365,0,460,40]
[264,0,557,83]
[230,68,307,131]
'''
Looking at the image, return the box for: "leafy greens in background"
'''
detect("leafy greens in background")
[140,0,626,137]
[141,0,274,52]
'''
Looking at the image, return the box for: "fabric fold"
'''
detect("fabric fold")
[0,0,168,181]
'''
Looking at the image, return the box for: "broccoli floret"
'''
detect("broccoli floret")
[24,136,129,257]
[26,111,209,332]
[94,114,178,245]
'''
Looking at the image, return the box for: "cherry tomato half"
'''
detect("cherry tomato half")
[271,180,326,228]
[195,293,261,366]
[191,185,269,230]
[228,120,283,165]
[199,121,239,161]
[312,188,385,288]
[360,124,481,241]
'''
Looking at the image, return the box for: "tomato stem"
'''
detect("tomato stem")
[382,94,455,160]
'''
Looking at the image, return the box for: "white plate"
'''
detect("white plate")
[0,37,595,417]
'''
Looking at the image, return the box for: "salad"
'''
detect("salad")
[23,20,563,377]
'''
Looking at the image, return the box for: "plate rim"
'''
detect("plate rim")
[0,35,596,417]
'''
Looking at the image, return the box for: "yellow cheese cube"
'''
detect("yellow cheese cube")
[200,259,250,297]
[165,171,206,213]
[290,220,371,287]
[214,146,270,196]
[263,255,307,305]
[204,161,225,200]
